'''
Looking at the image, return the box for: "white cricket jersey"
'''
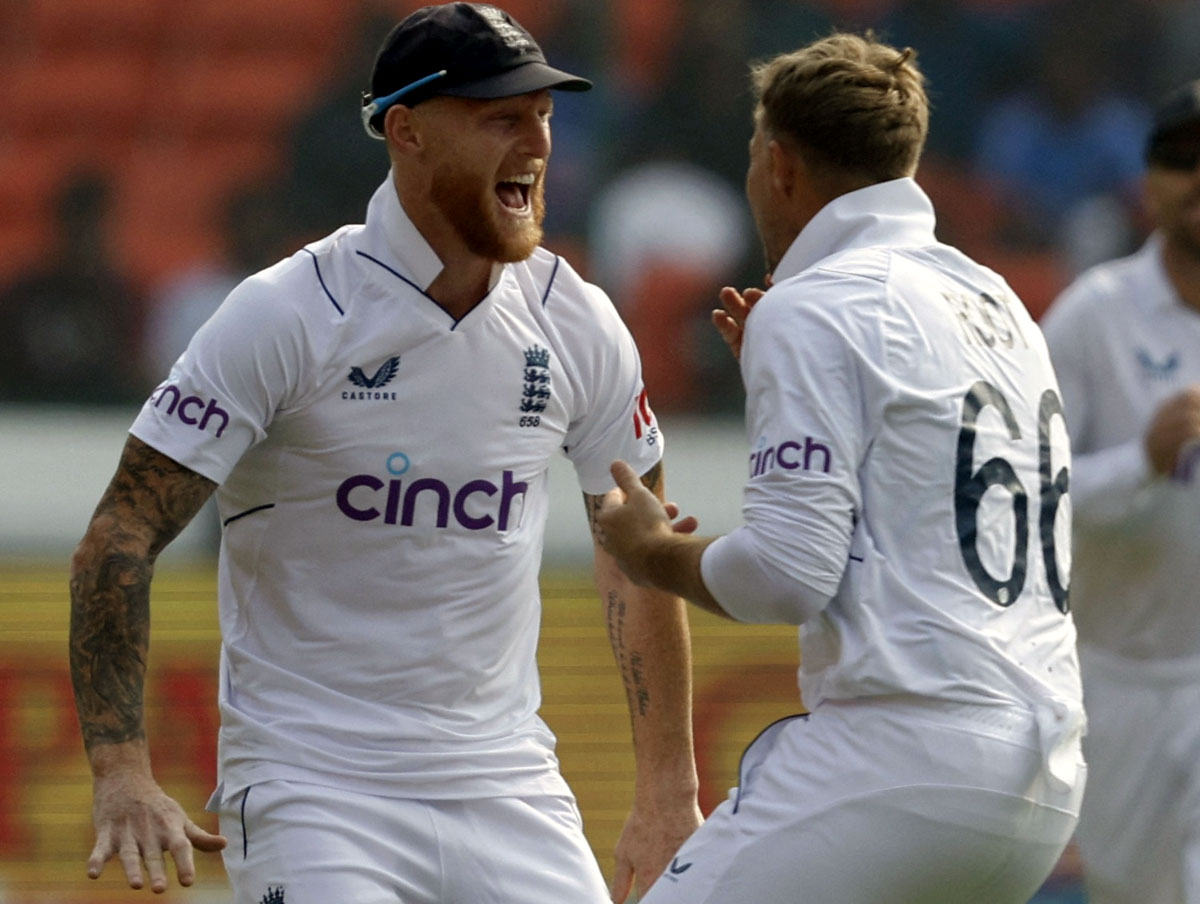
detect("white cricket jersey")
[130,177,663,802]
[701,179,1084,759]
[1041,235,1200,661]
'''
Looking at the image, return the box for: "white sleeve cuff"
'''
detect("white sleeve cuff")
[700,526,835,625]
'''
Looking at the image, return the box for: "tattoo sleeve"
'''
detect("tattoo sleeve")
[69,436,216,752]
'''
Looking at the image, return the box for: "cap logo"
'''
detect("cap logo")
[478,6,536,53]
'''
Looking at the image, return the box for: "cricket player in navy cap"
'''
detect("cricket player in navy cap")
[70,5,701,901]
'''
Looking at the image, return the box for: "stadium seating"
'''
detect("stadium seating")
[0,0,348,293]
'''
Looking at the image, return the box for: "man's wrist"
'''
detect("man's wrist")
[644,533,715,603]
[88,738,152,778]
[632,775,701,812]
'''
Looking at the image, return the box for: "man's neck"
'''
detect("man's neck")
[395,182,498,319]
[1162,237,1200,314]
[426,253,497,320]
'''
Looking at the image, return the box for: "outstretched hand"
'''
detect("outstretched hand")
[598,461,698,588]
[89,767,226,892]
[712,285,766,361]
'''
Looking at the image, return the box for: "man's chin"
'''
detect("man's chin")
[468,212,543,263]
[494,226,543,263]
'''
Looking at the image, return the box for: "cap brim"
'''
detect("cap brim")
[442,61,592,100]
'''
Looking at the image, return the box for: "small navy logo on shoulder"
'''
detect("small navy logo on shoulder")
[260,886,285,904]
[1136,348,1180,381]
[343,355,400,401]
[663,856,693,884]
[668,857,693,875]
[519,345,551,425]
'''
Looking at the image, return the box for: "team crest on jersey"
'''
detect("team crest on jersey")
[343,355,400,401]
[259,887,284,904]
[519,345,551,418]
[1136,348,1180,381]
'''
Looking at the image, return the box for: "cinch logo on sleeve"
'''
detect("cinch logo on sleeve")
[150,384,230,438]
[335,453,528,531]
[749,435,832,477]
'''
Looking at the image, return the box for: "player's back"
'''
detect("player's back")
[798,241,1080,719]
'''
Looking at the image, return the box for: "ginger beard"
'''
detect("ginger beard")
[430,157,546,263]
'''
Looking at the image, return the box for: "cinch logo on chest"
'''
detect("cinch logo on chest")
[336,467,528,531]
[150,384,230,437]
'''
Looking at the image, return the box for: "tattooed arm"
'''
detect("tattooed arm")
[585,461,702,903]
[69,435,226,892]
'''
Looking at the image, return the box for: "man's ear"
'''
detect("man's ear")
[768,138,799,199]
[384,104,422,154]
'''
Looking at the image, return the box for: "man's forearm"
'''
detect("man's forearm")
[68,436,216,762]
[596,546,699,797]
[69,539,152,754]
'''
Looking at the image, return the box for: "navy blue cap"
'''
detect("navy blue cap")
[361,3,591,139]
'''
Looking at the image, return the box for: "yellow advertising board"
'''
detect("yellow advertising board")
[0,563,801,902]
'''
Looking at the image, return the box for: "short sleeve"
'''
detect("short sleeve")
[129,274,309,484]
[557,282,663,495]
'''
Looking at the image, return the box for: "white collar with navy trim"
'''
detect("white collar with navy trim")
[359,173,505,293]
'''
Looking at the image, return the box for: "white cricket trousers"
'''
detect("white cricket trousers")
[1074,644,1200,904]
[217,779,611,904]
[641,700,1085,904]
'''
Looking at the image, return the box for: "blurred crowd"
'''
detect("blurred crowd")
[0,0,1197,412]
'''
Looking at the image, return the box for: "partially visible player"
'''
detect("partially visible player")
[68,4,700,901]
[1040,79,1200,904]
[599,32,1086,903]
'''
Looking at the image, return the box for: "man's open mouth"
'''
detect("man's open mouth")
[496,173,534,212]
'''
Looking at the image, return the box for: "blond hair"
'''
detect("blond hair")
[751,32,928,181]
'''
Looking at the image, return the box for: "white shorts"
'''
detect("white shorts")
[642,701,1085,904]
[1075,645,1200,904]
[217,779,611,904]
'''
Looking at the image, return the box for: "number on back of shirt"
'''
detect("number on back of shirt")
[954,380,1070,614]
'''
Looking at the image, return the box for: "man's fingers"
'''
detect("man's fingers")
[712,309,739,338]
[87,827,114,879]
[662,503,698,534]
[609,460,642,495]
[117,837,145,890]
[712,311,743,359]
[171,828,201,887]
[609,859,634,904]
[184,820,228,853]
[744,287,766,305]
[718,286,750,318]
[143,847,168,893]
